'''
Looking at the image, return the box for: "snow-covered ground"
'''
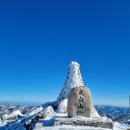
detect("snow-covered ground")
[34,123,129,130]
[33,113,129,130]
[34,125,112,130]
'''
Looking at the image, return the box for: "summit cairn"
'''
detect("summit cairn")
[54,61,113,129]
[56,61,84,113]
[56,61,99,117]
[57,61,84,102]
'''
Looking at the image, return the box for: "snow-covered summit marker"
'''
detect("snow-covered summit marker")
[57,61,84,102]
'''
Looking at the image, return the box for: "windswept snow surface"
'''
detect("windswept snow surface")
[34,124,129,130]
[34,125,112,130]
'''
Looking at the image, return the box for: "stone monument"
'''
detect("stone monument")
[56,61,99,116]
[54,61,113,129]
[67,86,93,117]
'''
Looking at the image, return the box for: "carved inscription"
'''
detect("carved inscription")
[77,89,84,115]
[67,86,93,117]
[79,90,84,95]
[79,97,84,102]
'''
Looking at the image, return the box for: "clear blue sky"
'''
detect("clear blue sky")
[0,0,130,106]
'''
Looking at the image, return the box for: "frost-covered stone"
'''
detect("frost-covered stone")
[57,61,84,102]
[28,106,43,116]
[56,61,99,117]
[54,117,113,129]
[67,86,93,117]
[2,110,23,120]
[56,98,68,113]
[43,106,56,118]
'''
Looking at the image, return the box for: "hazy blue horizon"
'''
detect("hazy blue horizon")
[0,100,128,107]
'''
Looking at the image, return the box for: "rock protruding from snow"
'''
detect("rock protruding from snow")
[2,110,23,120]
[43,106,56,118]
[28,106,43,116]
[57,61,84,102]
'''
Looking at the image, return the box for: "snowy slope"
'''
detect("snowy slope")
[34,122,130,130]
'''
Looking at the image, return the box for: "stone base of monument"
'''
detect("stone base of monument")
[54,116,113,129]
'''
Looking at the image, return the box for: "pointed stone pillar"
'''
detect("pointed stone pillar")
[57,61,84,102]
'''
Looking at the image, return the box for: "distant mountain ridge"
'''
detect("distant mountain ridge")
[0,104,130,125]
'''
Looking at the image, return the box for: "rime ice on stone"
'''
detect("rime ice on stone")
[57,61,84,102]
